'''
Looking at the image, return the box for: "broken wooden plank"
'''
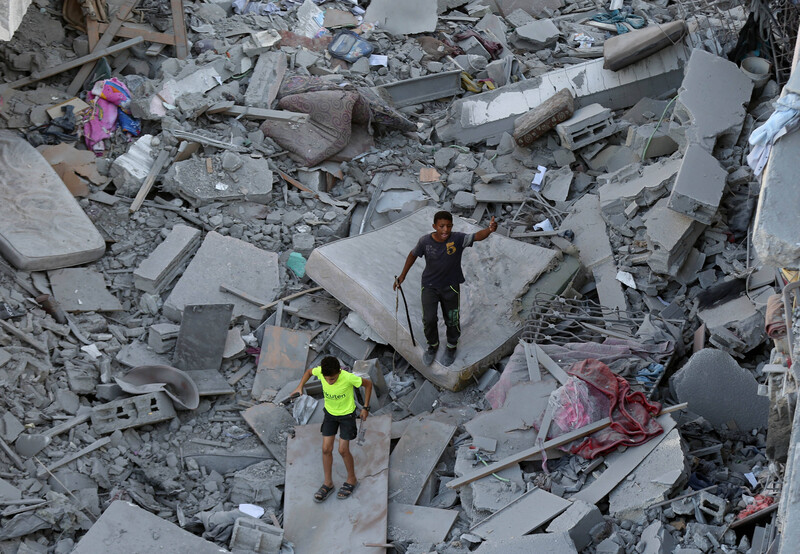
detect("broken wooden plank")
[259,286,323,310]
[212,104,310,123]
[67,0,138,96]
[129,149,171,213]
[521,339,541,382]
[95,23,176,46]
[219,284,269,307]
[36,437,111,478]
[170,0,189,59]
[0,37,144,92]
[0,319,48,353]
[533,344,569,385]
[447,403,687,489]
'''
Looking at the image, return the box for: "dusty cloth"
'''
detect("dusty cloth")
[486,341,528,409]
[564,359,663,459]
[262,76,413,165]
[737,494,775,519]
[84,78,141,155]
[540,337,673,378]
[765,293,787,339]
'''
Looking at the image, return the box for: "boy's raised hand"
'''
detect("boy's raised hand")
[488,216,497,233]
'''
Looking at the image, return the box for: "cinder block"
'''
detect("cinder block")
[697,491,727,524]
[556,104,617,151]
[134,224,201,293]
[229,517,283,553]
[546,499,605,550]
[667,148,727,224]
[91,392,177,434]
[147,323,181,354]
[643,198,705,276]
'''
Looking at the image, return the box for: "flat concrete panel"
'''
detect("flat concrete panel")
[474,531,578,553]
[0,131,105,270]
[164,231,280,324]
[252,326,313,399]
[284,415,390,553]
[470,487,571,540]
[243,402,296,466]
[389,418,456,505]
[72,501,228,554]
[364,0,437,35]
[49,268,123,312]
[388,502,458,543]
[305,207,558,391]
[173,304,233,371]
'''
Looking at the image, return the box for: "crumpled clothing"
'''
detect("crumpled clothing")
[540,337,672,378]
[747,92,800,175]
[737,494,775,519]
[765,293,787,339]
[563,359,663,459]
[84,78,141,154]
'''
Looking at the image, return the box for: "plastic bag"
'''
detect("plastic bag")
[549,377,610,447]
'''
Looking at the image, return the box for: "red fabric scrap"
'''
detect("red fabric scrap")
[736,495,775,520]
[566,359,663,459]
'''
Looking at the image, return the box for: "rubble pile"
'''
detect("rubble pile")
[0,0,797,552]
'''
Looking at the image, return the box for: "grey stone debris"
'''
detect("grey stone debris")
[668,148,728,224]
[134,224,201,293]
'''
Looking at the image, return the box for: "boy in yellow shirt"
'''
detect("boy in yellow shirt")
[292,356,373,501]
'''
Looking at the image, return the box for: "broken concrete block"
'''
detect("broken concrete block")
[91,392,177,434]
[639,521,678,554]
[164,231,280,324]
[670,348,769,430]
[110,137,158,198]
[556,104,617,151]
[436,44,689,145]
[147,323,181,354]
[698,295,765,355]
[453,190,478,209]
[513,88,574,147]
[514,19,560,49]
[604,20,688,71]
[626,123,679,159]
[542,166,573,202]
[598,157,681,217]
[608,428,687,520]
[364,0,437,35]
[49,268,123,312]
[244,52,287,109]
[229,517,283,553]
[495,0,565,18]
[134,224,201,293]
[377,70,463,109]
[670,49,753,153]
[475,532,578,553]
[643,198,705,276]
[164,156,273,207]
[230,459,284,507]
[459,36,491,59]
[0,131,105,271]
[667,148,728,224]
[546,499,605,550]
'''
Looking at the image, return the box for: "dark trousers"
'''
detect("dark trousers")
[421,284,460,349]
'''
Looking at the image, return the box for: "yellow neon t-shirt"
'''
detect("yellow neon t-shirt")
[311,367,362,416]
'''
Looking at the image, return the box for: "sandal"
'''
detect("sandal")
[337,481,357,499]
[313,484,334,503]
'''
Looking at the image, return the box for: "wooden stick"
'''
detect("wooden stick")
[275,168,315,195]
[130,149,171,213]
[0,37,144,92]
[219,284,269,307]
[170,0,189,59]
[212,104,310,123]
[0,436,25,470]
[259,287,323,310]
[95,22,176,45]
[67,0,138,96]
[36,437,111,478]
[0,319,48,353]
[446,403,688,489]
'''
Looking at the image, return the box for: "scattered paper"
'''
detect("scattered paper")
[369,54,388,67]
[215,182,229,191]
[239,504,265,518]
[531,165,547,192]
[81,344,102,359]
[616,270,637,290]
[744,472,758,488]
[533,219,554,232]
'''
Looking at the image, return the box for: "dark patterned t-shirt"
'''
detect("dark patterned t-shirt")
[412,231,475,288]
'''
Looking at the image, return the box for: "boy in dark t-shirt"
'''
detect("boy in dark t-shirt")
[394,210,497,366]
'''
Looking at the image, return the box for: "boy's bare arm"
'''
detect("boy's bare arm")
[393,252,418,289]
[359,378,373,420]
[291,367,315,396]
[473,216,498,242]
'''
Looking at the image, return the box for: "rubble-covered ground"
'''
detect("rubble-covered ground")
[0,0,796,552]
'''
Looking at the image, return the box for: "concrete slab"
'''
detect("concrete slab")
[454,445,524,519]
[668,148,727,224]
[598,157,681,217]
[164,231,280,324]
[753,129,800,267]
[670,349,769,431]
[173,304,233,372]
[305,207,558,391]
[164,157,273,208]
[244,52,286,109]
[72,501,228,554]
[134,224,201,293]
[389,417,456,505]
[405,380,439,415]
[284,294,340,325]
[474,531,578,553]
[49,268,123,312]
[473,179,529,203]
[495,0,564,18]
[284,416,390,553]
[638,521,677,554]
[546,499,605,550]
[377,70,462,108]
[251,326,313,400]
[514,20,560,50]
[670,49,753,153]
[243,402,296,467]
[608,428,687,520]
[364,0,437,35]
[187,369,234,396]
[697,295,764,354]
[0,131,105,270]
[470,487,571,540]
[643,198,705,276]
[388,503,458,543]
[436,43,689,145]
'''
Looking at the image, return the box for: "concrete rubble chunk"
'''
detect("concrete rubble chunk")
[473,530,577,553]
[513,88,574,147]
[244,52,287,109]
[643,198,705,277]
[230,517,283,553]
[670,48,753,153]
[639,521,678,554]
[0,131,105,271]
[598,157,681,217]
[556,103,617,151]
[603,20,688,71]
[667,147,728,224]
[134,224,201,293]
[148,323,181,354]
[670,348,769,430]
[495,0,565,18]
[164,156,273,207]
[626,123,679,159]
[49,268,123,312]
[436,43,689,145]
[164,231,280,324]
[514,20,561,50]
[608,428,687,520]
[697,295,765,355]
[110,135,156,197]
[364,0,437,36]
[91,392,177,434]
[546,499,605,550]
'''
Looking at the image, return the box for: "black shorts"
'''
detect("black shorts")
[321,409,357,440]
